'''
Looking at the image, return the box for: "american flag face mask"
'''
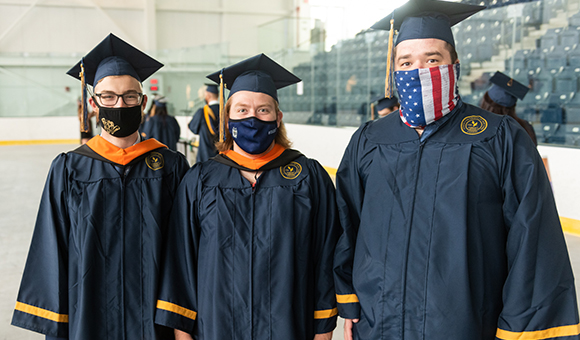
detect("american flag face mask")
[395,63,460,128]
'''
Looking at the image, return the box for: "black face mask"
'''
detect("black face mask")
[97,103,143,137]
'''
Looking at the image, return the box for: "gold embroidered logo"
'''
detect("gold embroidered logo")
[146,152,164,171]
[461,115,487,135]
[101,118,121,135]
[280,161,302,180]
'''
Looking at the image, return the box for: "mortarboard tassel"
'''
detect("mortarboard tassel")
[79,58,89,133]
[385,17,395,99]
[370,102,376,120]
[219,71,225,143]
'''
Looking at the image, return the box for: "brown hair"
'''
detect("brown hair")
[393,41,459,64]
[215,97,292,152]
[448,43,458,64]
[480,91,515,116]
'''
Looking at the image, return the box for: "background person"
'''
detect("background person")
[372,94,399,118]
[480,71,537,145]
[188,83,219,163]
[141,96,181,151]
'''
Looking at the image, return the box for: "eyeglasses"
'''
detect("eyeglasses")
[94,92,144,106]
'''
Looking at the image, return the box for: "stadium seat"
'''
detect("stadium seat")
[540,28,561,49]
[569,12,580,27]
[527,49,546,70]
[565,124,580,145]
[555,69,577,93]
[540,104,565,124]
[567,107,580,124]
[545,48,568,73]
[539,123,567,144]
[560,27,580,47]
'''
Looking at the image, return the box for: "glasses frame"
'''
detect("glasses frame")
[93,92,144,107]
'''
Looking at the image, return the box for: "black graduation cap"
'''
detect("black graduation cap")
[373,94,399,111]
[370,0,485,99]
[487,71,529,107]
[67,33,163,86]
[66,33,163,132]
[204,83,219,95]
[371,0,485,47]
[206,53,301,103]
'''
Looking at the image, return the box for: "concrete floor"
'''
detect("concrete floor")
[0,143,579,339]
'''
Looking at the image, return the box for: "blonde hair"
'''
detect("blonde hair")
[215,97,292,152]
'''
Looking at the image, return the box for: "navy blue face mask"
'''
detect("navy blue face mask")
[228,116,278,154]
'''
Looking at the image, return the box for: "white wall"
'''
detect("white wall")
[1,117,577,221]
[0,0,297,57]
[538,145,580,221]
[285,123,356,169]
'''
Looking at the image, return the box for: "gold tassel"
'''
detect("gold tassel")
[370,102,376,120]
[219,73,225,143]
[385,18,395,99]
[79,62,89,133]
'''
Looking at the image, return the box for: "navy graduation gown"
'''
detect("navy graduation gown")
[188,104,219,163]
[12,136,190,340]
[141,115,181,151]
[155,151,340,339]
[334,102,579,340]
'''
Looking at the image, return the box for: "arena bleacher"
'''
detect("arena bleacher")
[279,0,580,146]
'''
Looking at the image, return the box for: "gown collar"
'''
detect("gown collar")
[215,144,303,172]
[85,135,167,166]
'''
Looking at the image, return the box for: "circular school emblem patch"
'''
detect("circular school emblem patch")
[461,115,487,135]
[280,161,302,180]
[146,152,164,171]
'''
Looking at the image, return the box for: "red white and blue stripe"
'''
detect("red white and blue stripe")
[395,63,460,128]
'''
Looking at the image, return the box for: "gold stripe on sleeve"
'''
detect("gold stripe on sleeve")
[336,294,359,303]
[496,323,580,340]
[156,300,197,321]
[14,302,68,323]
[314,307,338,319]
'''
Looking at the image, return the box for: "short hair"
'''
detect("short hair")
[215,97,292,152]
[93,75,143,92]
[206,90,219,100]
[393,41,459,64]
[447,42,459,64]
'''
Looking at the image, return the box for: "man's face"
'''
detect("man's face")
[89,75,147,110]
[229,91,282,126]
[394,38,455,72]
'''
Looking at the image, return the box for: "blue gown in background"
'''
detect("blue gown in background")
[12,136,189,340]
[334,101,579,339]
[141,114,181,151]
[188,103,219,163]
[155,150,340,339]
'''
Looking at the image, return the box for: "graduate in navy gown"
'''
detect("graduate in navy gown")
[333,1,580,339]
[480,71,537,146]
[141,96,182,151]
[188,84,219,163]
[11,33,189,340]
[372,94,400,119]
[155,54,340,340]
